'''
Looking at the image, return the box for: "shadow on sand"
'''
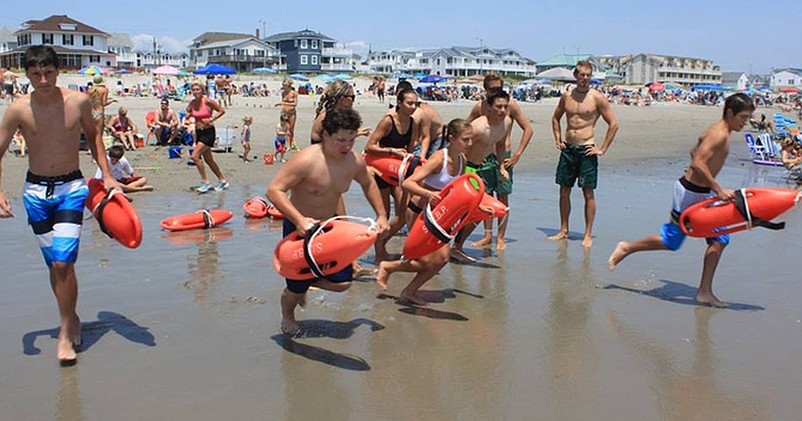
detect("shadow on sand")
[536,227,590,242]
[22,310,156,356]
[604,280,765,311]
[376,292,470,321]
[271,318,385,371]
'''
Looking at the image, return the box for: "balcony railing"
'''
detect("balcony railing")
[207,54,270,63]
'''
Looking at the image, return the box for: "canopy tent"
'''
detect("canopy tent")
[535,67,575,82]
[193,64,236,75]
[419,75,446,84]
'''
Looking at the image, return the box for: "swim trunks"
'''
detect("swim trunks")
[555,144,598,189]
[478,152,513,195]
[195,126,216,147]
[661,177,730,251]
[22,170,88,266]
[275,136,287,153]
[283,218,353,294]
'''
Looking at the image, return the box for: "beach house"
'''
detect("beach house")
[598,53,721,86]
[368,46,536,77]
[770,68,802,90]
[0,15,115,70]
[721,72,749,90]
[189,32,276,73]
[262,29,356,74]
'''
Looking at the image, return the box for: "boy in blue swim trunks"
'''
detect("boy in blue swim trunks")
[267,107,388,335]
[608,93,755,308]
[0,46,120,365]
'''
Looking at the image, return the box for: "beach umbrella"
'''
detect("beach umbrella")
[115,68,132,74]
[419,75,446,84]
[152,65,180,75]
[648,82,665,92]
[334,73,352,81]
[78,65,106,76]
[193,64,236,75]
[390,71,412,79]
[535,67,575,82]
[253,67,277,74]
[289,73,309,81]
[412,72,429,79]
[779,86,800,93]
[316,74,335,83]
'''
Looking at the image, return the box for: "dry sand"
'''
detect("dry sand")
[1,74,801,420]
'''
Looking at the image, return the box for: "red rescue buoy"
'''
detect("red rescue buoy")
[679,187,800,237]
[85,179,143,249]
[160,209,233,231]
[364,153,425,187]
[402,173,485,260]
[468,193,509,223]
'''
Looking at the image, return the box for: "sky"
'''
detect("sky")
[1,0,799,75]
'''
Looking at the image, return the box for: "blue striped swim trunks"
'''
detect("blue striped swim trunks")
[22,170,88,266]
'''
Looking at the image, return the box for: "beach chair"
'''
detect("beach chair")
[214,125,236,153]
[745,133,769,160]
[144,111,158,145]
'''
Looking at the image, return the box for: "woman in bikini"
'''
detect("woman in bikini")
[275,79,299,151]
[107,106,137,151]
[87,75,115,137]
[376,119,474,305]
[364,87,420,262]
[187,80,229,194]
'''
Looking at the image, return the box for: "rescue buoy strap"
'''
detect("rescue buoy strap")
[423,204,454,244]
[302,222,328,279]
[197,209,215,229]
[92,188,121,239]
[732,189,785,231]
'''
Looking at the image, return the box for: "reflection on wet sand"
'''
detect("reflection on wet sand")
[171,228,234,302]
[545,242,597,420]
[607,308,766,420]
[57,366,83,421]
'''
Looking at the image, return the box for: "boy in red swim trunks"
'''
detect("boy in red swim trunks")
[267,107,388,335]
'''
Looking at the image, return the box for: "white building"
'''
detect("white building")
[0,15,116,69]
[108,32,135,68]
[134,51,189,69]
[190,32,276,73]
[598,53,722,86]
[368,46,536,77]
[770,68,802,89]
[0,28,17,56]
[721,72,749,90]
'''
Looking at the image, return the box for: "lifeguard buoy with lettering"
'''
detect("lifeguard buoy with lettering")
[85,179,143,248]
[160,209,233,231]
[364,153,425,187]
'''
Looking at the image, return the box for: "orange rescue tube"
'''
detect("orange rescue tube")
[243,196,284,219]
[402,173,484,260]
[273,218,377,280]
[364,153,425,187]
[160,209,233,231]
[85,178,143,249]
[469,193,509,222]
[679,187,800,237]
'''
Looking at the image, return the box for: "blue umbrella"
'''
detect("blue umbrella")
[692,84,725,91]
[333,73,352,81]
[413,72,429,79]
[391,71,412,79]
[194,64,236,75]
[316,74,335,83]
[419,75,446,84]
[289,73,309,81]
[252,67,276,74]
[115,68,132,74]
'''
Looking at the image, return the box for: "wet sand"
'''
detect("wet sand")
[1,85,801,420]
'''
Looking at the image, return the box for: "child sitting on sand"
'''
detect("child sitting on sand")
[95,145,153,192]
[241,115,252,162]
[274,113,289,163]
[781,137,802,172]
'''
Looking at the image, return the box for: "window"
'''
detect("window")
[300,39,307,49]
[62,34,74,45]
[89,55,100,63]
[311,39,318,49]
[300,54,308,65]
[311,55,318,65]
[42,33,53,44]
[83,35,94,46]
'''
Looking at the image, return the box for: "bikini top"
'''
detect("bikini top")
[423,148,464,191]
[379,115,413,149]
[189,99,213,120]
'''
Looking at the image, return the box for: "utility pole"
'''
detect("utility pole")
[258,18,267,67]
[476,37,484,75]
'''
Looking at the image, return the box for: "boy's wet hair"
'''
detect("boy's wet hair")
[108,145,125,159]
[24,45,59,70]
[485,88,510,105]
[321,107,361,135]
[723,93,755,118]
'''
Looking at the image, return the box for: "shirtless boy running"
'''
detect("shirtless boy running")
[267,107,389,335]
[451,89,512,263]
[0,46,120,365]
[549,60,618,248]
[607,93,755,308]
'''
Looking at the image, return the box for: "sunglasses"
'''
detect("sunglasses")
[343,94,355,100]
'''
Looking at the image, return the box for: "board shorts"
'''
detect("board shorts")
[412,134,445,159]
[555,144,598,189]
[22,170,88,267]
[195,126,216,147]
[661,177,730,251]
[478,152,513,195]
[283,218,353,294]
[275,136,287,153]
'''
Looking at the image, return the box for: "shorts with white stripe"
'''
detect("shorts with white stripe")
[23,175,88,266]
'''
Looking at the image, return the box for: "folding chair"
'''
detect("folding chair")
[745,133,769,160]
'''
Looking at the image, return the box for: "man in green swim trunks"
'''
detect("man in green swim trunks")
[548,61,618,248]
[466,72,534,250]
[451,90,512,263]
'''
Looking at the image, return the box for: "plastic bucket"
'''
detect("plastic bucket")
[168,146,182,159]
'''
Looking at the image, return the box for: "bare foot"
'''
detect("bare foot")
[450,248,476,263]
[548,231,568,241]
[376,263,390,290]
[280,319,301,335]
[495,238,507,250]
[398,293,427,306]
[696,292,728,308]
[582,236,593,248]
[470,236,492,248]
[57,338,77,366]
[607,241,630,271]
[71,317,82,348]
